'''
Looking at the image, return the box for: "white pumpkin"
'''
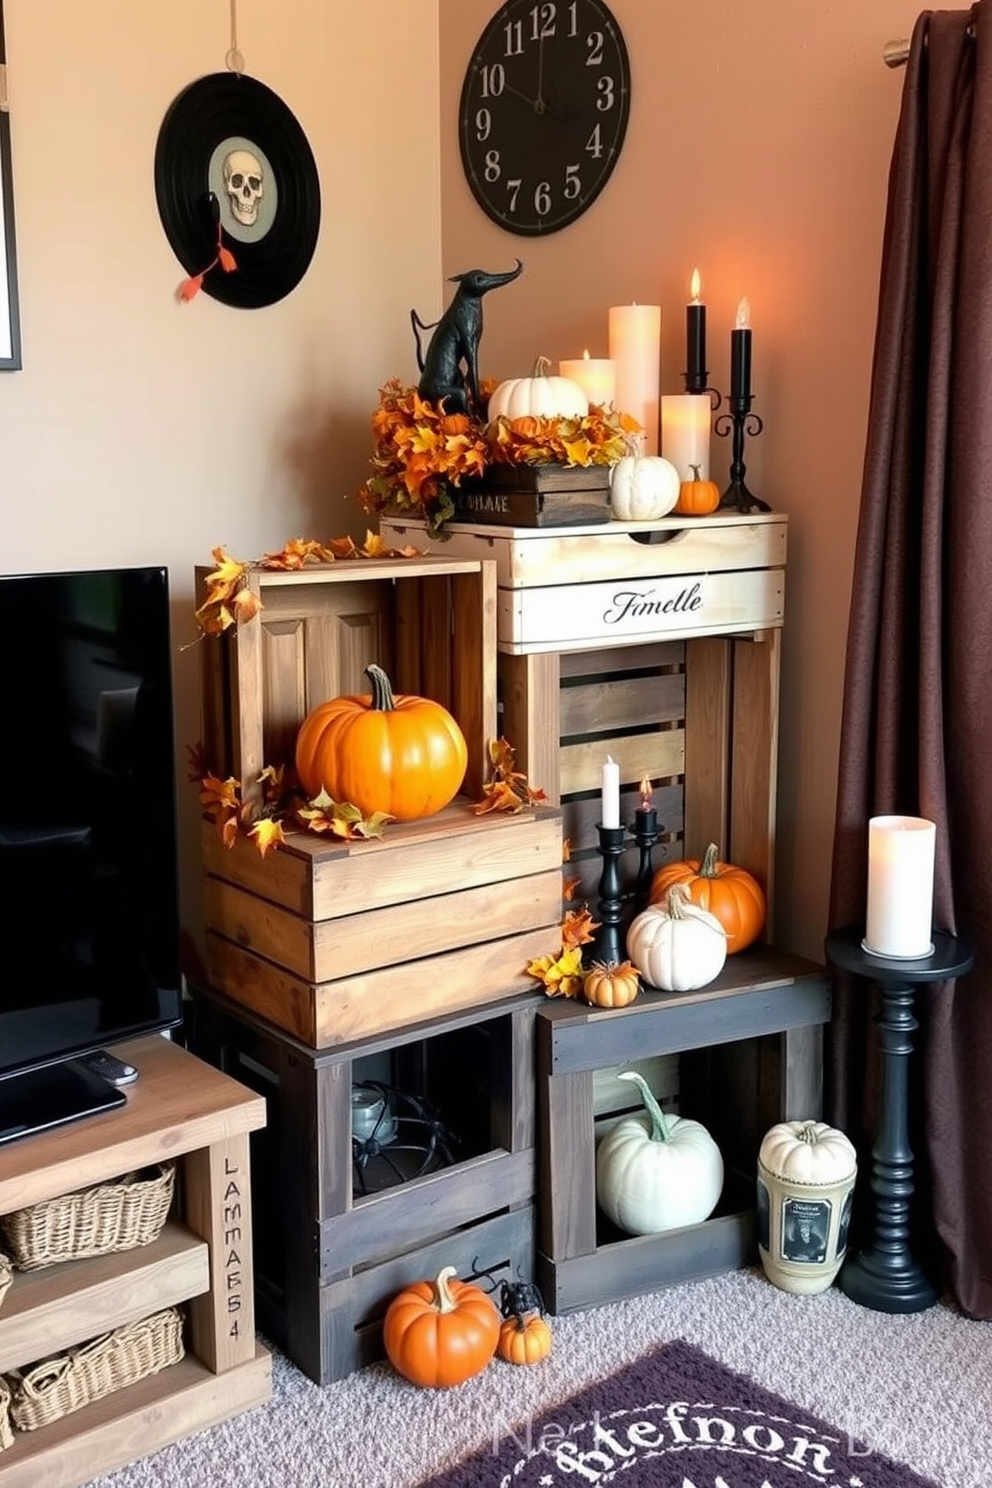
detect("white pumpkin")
[596,1071,724,1235]
[626,884,727,991]
[488,355,589,422]
[610,454,681,522]
[758,1121,857,1186]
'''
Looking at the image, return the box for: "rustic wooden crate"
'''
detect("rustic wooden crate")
[452,462,612,527]
[196,554,498,812]
[202,801,563,1046]
[189,987,539,1383]
[380,516,785,917]
[535,949,831,1314]
[380,511,786,653]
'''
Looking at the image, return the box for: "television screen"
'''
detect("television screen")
[0,565,183,1138]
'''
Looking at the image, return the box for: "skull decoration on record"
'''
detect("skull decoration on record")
[154,72,320,308]
[211,139,277,238]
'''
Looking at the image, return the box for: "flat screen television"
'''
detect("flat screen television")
[0,565,184,1144]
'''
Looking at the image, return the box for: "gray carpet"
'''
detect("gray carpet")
[88,1267,990,1488]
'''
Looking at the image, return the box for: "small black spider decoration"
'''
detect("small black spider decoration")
[500,1274,547,1325]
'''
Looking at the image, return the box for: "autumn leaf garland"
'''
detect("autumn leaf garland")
[193,749,393,854]
[359,379,641,533]
[193,532,425,637]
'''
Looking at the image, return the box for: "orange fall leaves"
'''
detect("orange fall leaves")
[193,532,424,638]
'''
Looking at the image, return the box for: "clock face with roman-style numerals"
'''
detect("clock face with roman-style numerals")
[458,0,631,237]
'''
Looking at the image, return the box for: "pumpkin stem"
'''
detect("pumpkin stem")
[365,663,396,712]
[618,1069,674,1143]
[664,883,695,919]
[689,463,702,480]
[432,1265,460,1314]
[700,842,721,877]
[533,355,552,377]
[798,1123,820,1145]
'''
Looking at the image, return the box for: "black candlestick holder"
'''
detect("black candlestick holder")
[592,823,626,966]
[824,925,973,1313]
[632,806,660,912]
[682,370,723,414]
[715,393,769,512]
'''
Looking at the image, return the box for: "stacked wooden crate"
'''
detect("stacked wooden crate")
[194,553,561,1379]
[378,511,831,1313]
[197,554,563,1045]
[379,511,787,907]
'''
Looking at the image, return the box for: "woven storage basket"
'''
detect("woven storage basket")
[9,1306,185,1432]
[0,1376,12,1453]
[0,1163,175,1271]
[0,1253,11,1314]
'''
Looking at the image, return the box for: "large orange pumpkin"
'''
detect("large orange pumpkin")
[295,664,467,821]
[649,842,765,954]
[383,1266,500,1388]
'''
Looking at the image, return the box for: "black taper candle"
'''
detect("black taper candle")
[730,329,751,401]
[730,297,752,402]
[686,303,707,393]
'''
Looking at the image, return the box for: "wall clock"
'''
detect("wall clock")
[458,0,631,237]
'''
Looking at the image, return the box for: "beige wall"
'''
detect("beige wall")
[0,0,915,969]
[0,1,441,955]
[439,0,911,961]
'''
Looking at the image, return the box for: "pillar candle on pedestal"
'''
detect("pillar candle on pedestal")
[660,393,712,480]
[559,350,616,408]
[864,815,936,959]
[609,303,661,453]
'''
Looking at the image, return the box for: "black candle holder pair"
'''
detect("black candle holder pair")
[592,810,659,966]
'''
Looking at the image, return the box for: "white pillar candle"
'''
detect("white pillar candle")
[864,815,936,959]
[609,304,661,454]
[559,350,616,408]
[660,393,712,481]
[601,755,620,829]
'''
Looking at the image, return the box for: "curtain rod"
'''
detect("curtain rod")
[884,21,976,67]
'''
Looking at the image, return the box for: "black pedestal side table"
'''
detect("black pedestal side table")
[824,925,973,1314]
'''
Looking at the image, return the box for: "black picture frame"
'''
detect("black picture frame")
[154,72,320,309]
[0,0,22,370]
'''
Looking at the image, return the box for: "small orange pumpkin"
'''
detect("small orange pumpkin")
[496,1312,553,1366]
[441,412,472,435]
[649,843,765,954]
[582,960,640,1009]
[295,663,468,822]
[383,1266,500,1388]
[675,463,721,516]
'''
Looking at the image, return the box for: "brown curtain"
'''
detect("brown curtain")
[828,3,992,1316]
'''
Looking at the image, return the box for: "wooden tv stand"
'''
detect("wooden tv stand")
[0,1036,270,1488]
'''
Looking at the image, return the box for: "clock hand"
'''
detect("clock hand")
[502,80,558,117]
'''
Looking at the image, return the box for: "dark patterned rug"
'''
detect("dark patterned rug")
[417,1339,941,1488]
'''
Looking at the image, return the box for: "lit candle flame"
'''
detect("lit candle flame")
[639,775,653,809]
[582,348,591,360]
[689,268,702,303]
[736,296,751,329]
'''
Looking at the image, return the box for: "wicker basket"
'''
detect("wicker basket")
[0,1163,176,1271]
[0,1376,12,1452]
[9,1307,185,1432]
[0,1253,11,1314]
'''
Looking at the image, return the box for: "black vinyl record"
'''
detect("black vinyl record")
[154,71,320,308]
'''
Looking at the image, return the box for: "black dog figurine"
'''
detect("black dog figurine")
[411,259,523,415]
